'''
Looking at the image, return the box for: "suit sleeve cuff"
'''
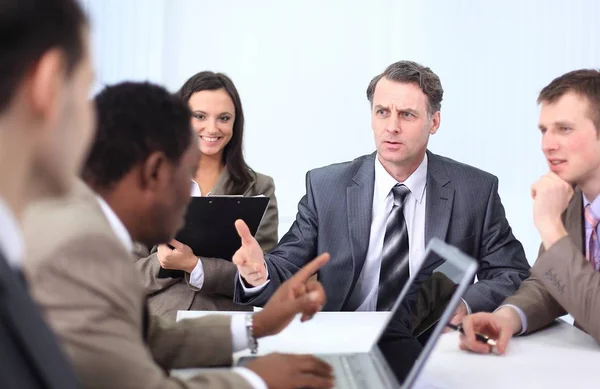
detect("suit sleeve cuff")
[232,367,267,389]
[496,304,527,335]
[239,261,270,296]
[461,298,472,314]
[188,258,204,289]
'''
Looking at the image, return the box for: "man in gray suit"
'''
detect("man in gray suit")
[233,61,530,325]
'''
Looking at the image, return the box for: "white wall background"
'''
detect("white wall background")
[81,0,600,265]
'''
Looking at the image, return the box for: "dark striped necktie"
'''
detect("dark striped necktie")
[377,184,411,311]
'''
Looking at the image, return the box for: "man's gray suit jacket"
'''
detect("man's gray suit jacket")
[235,151,530,313]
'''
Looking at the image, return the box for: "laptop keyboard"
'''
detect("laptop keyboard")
[319,353,379,389]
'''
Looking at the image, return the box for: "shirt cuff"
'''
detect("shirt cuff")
[496,304,528,335]
[232,367,267,389]
[231,313,249,353]
[461,298,472,315]
[188,258,204,289]
[239,261,270,296]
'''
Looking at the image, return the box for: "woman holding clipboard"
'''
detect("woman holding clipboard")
[134,72,279,319]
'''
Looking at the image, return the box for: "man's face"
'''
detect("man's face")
[371,78,439,170]
[150,132,201,244]
[539,91,600,187]
[33,29,96,196]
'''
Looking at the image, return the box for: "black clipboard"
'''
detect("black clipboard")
[157,196,270,278]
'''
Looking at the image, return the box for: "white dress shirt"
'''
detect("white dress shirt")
[347,154,428,310]
[95,195,265,389]
[190,179,202,197]
[0,197,25,269]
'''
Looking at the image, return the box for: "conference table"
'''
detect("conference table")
[173,311,600,388]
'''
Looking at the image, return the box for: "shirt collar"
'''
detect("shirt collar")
[374,153,428,204]
[0,197,24,268]
[191,179,202,197]
[95,196,133,253]
[583,192,600,221]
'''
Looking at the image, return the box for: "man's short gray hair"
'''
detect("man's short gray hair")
[366,60,444,116]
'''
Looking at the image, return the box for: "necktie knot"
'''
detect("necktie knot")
[391,184,411,207]
[585,204,599,229]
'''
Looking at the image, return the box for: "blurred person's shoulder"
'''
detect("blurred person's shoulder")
[23,179,120,264]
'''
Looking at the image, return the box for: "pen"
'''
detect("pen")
[446,323,497,347]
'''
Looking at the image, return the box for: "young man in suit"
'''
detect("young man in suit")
[0,0,94,387]
[460,69,600,354]
[23,82,334,389]
[233,60,530,325]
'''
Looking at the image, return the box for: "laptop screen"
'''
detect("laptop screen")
[373,242,476,386]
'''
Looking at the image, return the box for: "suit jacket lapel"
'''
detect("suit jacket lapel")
[565,188,584,331]
[565,188,584,253]
[346,153,376,296]
[142,301,150,341]
[423,151,455,271]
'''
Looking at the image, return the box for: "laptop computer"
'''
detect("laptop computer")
[239,237,477,389]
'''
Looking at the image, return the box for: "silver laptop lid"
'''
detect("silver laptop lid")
[370,237,478,388]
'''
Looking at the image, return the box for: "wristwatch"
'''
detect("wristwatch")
[245,313,258,354]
